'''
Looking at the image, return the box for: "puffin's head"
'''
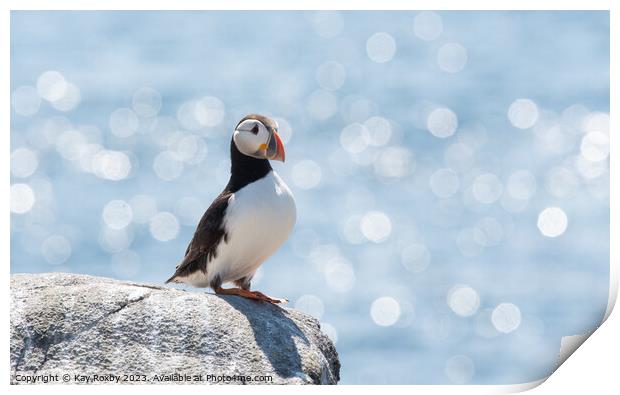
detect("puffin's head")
[233,114,286,162]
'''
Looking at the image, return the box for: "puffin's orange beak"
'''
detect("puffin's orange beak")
[271,131,285,162]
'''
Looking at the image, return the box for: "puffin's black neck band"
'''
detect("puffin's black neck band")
[226,137,272,193]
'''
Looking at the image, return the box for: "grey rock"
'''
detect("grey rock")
[10,273,340,384]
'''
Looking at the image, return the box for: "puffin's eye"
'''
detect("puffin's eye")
[250,124,259,135]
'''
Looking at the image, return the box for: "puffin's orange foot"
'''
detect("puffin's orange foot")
[214,287,287,304]
[252,290,288,304]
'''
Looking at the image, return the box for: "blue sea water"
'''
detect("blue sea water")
[10,11,610,384]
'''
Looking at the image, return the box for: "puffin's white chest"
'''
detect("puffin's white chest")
[208,171,296,285]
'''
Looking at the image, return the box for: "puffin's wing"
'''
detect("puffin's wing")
[165,191,232,283]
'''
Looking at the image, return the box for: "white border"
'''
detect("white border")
[3,1,617,393]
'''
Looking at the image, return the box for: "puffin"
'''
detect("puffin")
[166,114,296,304]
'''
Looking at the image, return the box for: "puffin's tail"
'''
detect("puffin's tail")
[165,267,181,284]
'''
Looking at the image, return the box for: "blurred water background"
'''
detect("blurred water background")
[10,11,610,384]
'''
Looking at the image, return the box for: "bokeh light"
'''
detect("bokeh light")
[32,71,81,113]
[545,166,579,198]
[292,160,322,189]
[472,173,503,204]
[102,200,133,230]
[456,227,486,257]
[413,11,443,41]
[537,207,568,238]
[580,131,609,162]
[92,150,132,181]
[173,134,208,165]
[374,147,414,179]
[475,217,503,246]
[447,285,480,317]
[195,96,225,127]
[129,194,158,224]
[533,119,576,155]
[366,32,396,63]
[508,99,539,129]
[149,212,181,242]
[99,226,133,253]
[575,154,607,179]
[41,234,72,265]
[360,211,392,243]
[320,322,339,344]
[132,87,162,118]
[11,148,39,178]
[153,151,184,181]
[273,117,293,143]
[11,86,41,116]
[370,296,401,326]
[340,95,377,123]
[492,303,522,333]
[294,294,325,320]
[340,123,369,153]
[174,196,204,226]
[10,183,35,214]
[316,61,346,91]
[109,108,139,138]
[437,43,468,73]
[51,82,81,112]
[310,11,344,39]
[323,258,355,293]
[37,70,67,101]
[176,100,202,130]
[427,107,458,138]
[364,116,392,146]
[56,129,85,160]
[583,112,609,134]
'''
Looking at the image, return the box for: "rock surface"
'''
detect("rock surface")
[10,273,340,384]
